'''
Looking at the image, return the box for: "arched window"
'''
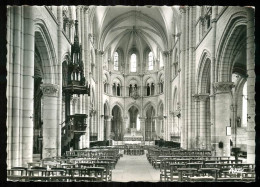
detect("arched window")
[131,53,137,72]
[160,82,164,93]
[129,84,132,96]
[148,52,153,70]
[117,84,121,96]
[112,83,116,96]
[151,83,155,95]
[160,52,164,67]
[147,83,150,96]
[114,52,119,71]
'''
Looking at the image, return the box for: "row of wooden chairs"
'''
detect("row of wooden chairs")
[8,165,109,181]
[160,164,255,182]
[150,156,237,169]
[7,175,97,182]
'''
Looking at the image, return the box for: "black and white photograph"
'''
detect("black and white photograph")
[5,5,256,182]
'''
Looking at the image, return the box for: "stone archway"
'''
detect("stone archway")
[145,106,156,141]
[111,105,123,141]
[34,22,59,159]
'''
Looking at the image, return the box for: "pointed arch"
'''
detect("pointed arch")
[110,102,124,116]
[34,19,58,84]
[215,11,247,82]
[197,50,211,94]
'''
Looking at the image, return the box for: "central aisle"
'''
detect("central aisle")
[112,154,160,182]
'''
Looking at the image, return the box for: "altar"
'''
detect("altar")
[123,128,143,141]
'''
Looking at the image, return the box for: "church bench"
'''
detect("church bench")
[27,166,48,176]
[186,163,204,169]
[7,167,28,176]
[167,163,186,181]
[198,168,220,181]
[44,168,67,176]
[95,162,112,181]
[188,176,215,182]
[95,159,116,169]
[177,168,199,182]
[27,161,42,169]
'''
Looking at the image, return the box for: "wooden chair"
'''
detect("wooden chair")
[241,172,255,182]
[7,167,27,177]
[27,161,41,169]
[95,163,112,181]
[47,168,66,176]
[186,163,203,170]
[188,176,215,182]
[77,163,94,168]
[86,167,105,181]
[217,177,242,182]
[73,176,97,182]
[160,159,177,181]
[169,164,186,181]
[27,176,49,182]
[48,176,72,182]
[65,168,87,177]
[198,168,220,181]
[27,166,47,176]
[177,168,198,182]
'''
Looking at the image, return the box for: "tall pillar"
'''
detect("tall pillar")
[246,8,255,164]
[214,82,233,156]
[139,117,146,140]
[122,117,128,139]
[106,115,112,140]
[84,6,90,148]
[41,84,59,158]
[6,5,13,168]
[22,6,34,166]
[97,50,104,141]
[163,50,171,141]
[210,6,218,156]
[198,94,209,149]
[193,94,200,148]
[179,6,187,149]
[57,5,63,157]
[10,6,22,167]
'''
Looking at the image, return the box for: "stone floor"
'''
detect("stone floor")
[112,154,160,182]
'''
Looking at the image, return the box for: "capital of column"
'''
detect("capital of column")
[83,6,89,13]
[41,83,59,97]
[197,93,210,102]
[214,82,234,94]
[179,6,186,14]
[192,94,199,101]
[105,115,113,121]
[163,50,172,57]
[139,117,146,121]
[95,49,104,56]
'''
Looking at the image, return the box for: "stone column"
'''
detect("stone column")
[106,115,113,140]
[22,6,35,166]
[210,6,218,156]
[122,117,128,140]
[179,6,187,149]
[139,117,146,140]
[41,84,59,158]
[246,8,255,164]
[10,6,22,167]
[214,82,233,156]
[97,50,104,141]
[57,6,63,156]
[163,51,171,141]
[198,94,209,149]
[84,6,90,148]
[193,94,200,148]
